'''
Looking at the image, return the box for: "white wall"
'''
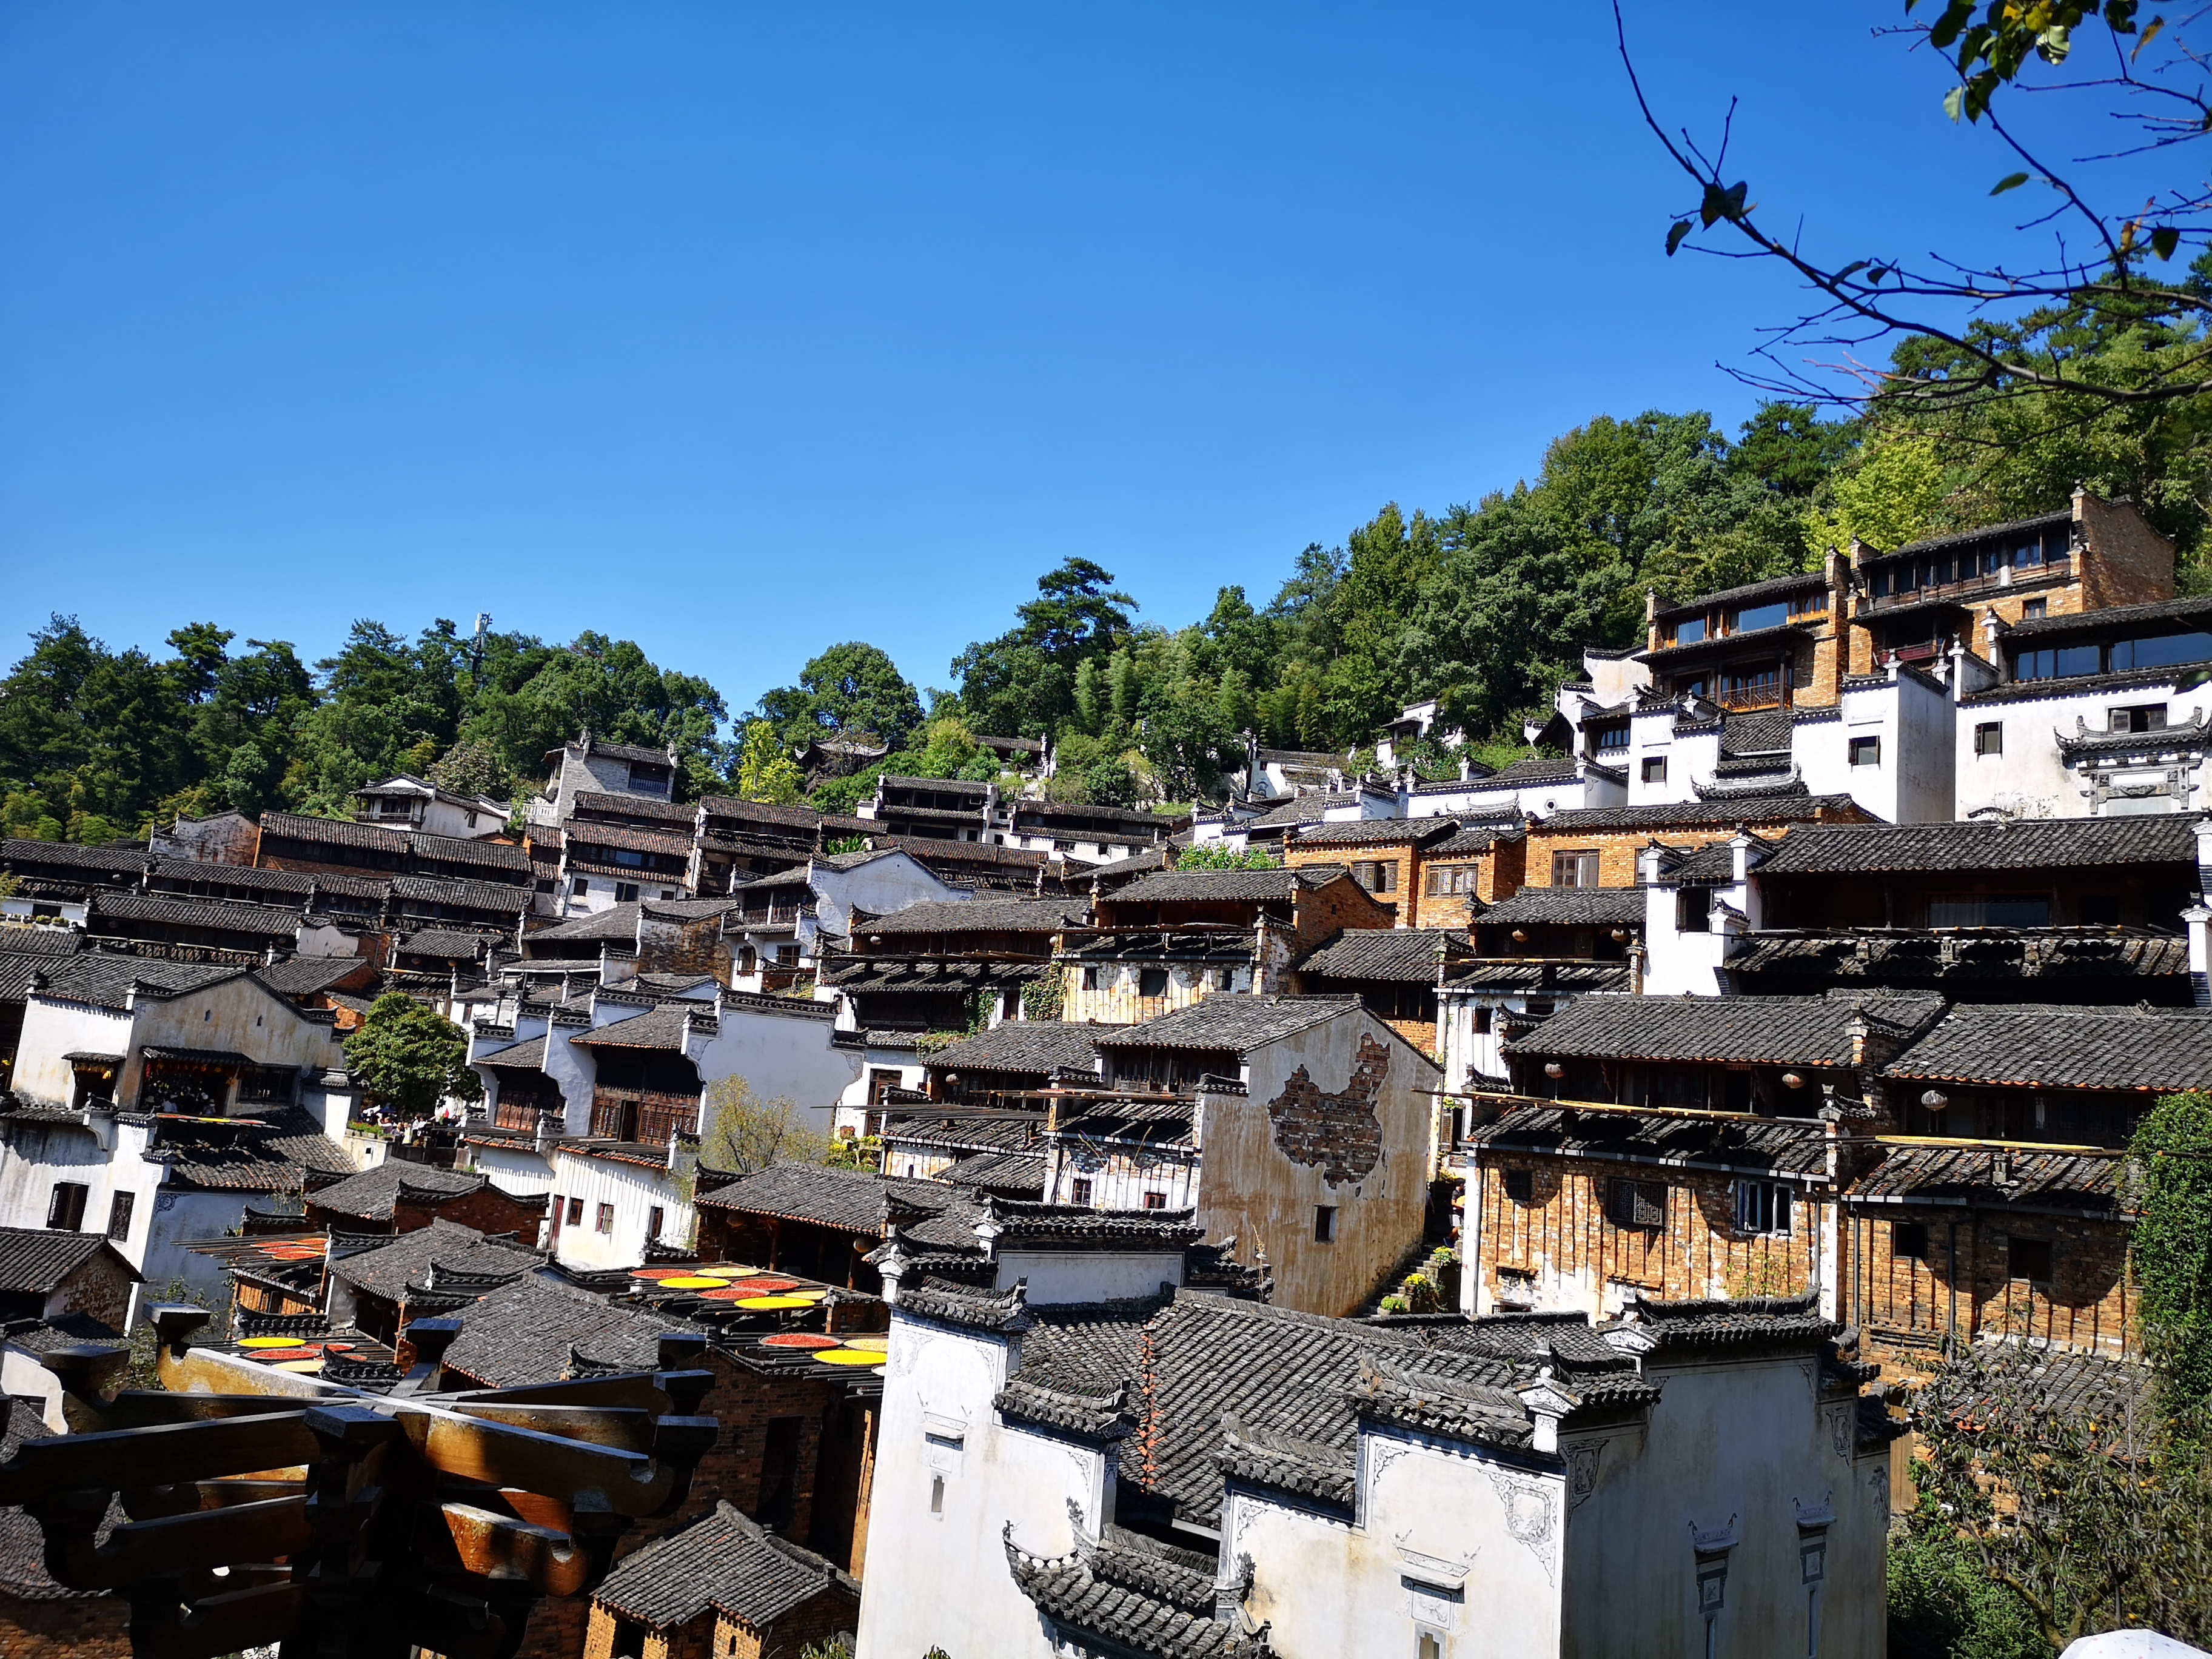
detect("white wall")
[811,853,961,940]
[691,997,868,1137]
[546,1146,691,1269]
[1955,675,2212,820]
[853,1315,1111,1659]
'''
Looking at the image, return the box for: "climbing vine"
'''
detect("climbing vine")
[2128,1089,2212,1419]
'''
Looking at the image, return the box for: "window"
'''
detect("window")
[1974,722,2004,757]
[596,1203,615,1235]
[1928,893,2051,927]
[2016,642,2103,680]
[2112,631,2212,672]
[1848,735,1882,767]
[45,1182,87,1232]
[930,1475,945,1515]
[1082,967,1099,991]
[568,1197,584,1226]
[1417,1634,1445,1659]
[1070,1178,1094,1206]
[571,876,590,896]
[2021,598,2048,620]
[1677,888,1712,933]
[1604,1179,1666,1230]
[2110,703,2169,734]
[535,878,556,894]
[1731,600,1791,633]
[1671,617,1707,645]
[659,889,675,900]
[1590,723,1630,752]
[1139,967,1169,999]
[1352,860,1397,894]
[615,882,640,903]
[1734,1180,1793,1236]
[1313,1205,1338,1243]
[1142,1191,1167,1210]
[1503,1167,1534,1202]
[106,1190,133,1242]
[1641,756,1668,785]
[1893,1222,1929,1261]
[549,1196,565,1240]
[2009,1236,2053,1284]
[1551,850,1600,888]
[647,1206,665,1241]
[1470,1007,1492,1034]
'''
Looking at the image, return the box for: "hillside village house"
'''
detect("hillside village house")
[725,848,959,991]
[348,773,510,839]
[528,729,685,828]
[1058,864,1395,1025]
[822,896,1090,1042]
[854,1222,1897,1659]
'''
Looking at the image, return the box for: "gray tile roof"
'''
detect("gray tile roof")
[257,811,407,854]
[1623,1292,1838,1353]
[0,1227,133,1293]
[30,956,247,1010]
[561,822,695,859]
[569,1006,702,1050]
[307,1161,488,1222]
[1652,569,1829,620]
[640,898,743,922]
[1007,1525,1265,1659]
[574,789,697,824]
[1104,867,1342,905]
[0,925,84,959]
[1532,794,1866,834]
[1243,793,1355,830]
[1728,930,2190,990]
[389,875,532,913]
[857,897,1089,937]
[149,857,316,896]
[475,1035,549,1070]
[440,1272,699,1390]
[1753,814,2204,876]
[1885,1003,2212,1091]
[1475,887,1647,927]
[1289,817,1458,850]
[529,903,641,942]
[0,837,158,873]
[408,832,531,874]
[696,1162,960,1232]
[90,891,302,937]
[1885,506,2072,560]
[326,1218,545,1300]
[1720,709,1799,756]
[1093,995,1364,1053]
[1470,1103,1829,1178]
[2005,592,2212,639]
[151,1108,354,1190]
[921,1022,1112,1076]
[1851,1142,2119,1211]
[253,956,372,996]
[1295,929,1470,984]
[1430,824,1517,856]
[394,928,504,959]
[595,1500,858,1631]
[1503,991,1948,1066]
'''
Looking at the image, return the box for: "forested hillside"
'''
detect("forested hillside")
[11,285,2212,842]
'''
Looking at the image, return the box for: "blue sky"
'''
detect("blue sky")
[0,3,2153,715]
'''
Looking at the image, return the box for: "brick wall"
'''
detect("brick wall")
[1473,1155,1820,1313]
[1518,824,1738,893]
[2080,492,2177,609]
[1283,842,1421,927]
[1847,1208,2133,1361]
[0,1589,132,1658]
[639,914,733,984]
[1290,872,1398,948]
[380,1185,548,1238]
[55,1257,134,1332]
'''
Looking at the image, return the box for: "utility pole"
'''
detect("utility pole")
[471,612,491,678]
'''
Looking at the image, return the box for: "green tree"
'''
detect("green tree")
[697,1076,825,1176]
[1175,843,1278,870]
[951,558,1135,740]
[759,642,925,753]
[2129,1088,2212,1415]
[343,993,482,1119]
[733,720,807,805]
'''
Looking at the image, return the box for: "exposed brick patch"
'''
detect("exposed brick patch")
[1266,1035,1389,1185]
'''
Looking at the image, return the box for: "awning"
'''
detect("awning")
[63,1051,124,1067]
[139,1047,257,1068]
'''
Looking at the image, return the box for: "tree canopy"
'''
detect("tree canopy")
[343,993,482,1119]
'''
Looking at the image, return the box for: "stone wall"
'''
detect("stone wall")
[2081,491,2177,609]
